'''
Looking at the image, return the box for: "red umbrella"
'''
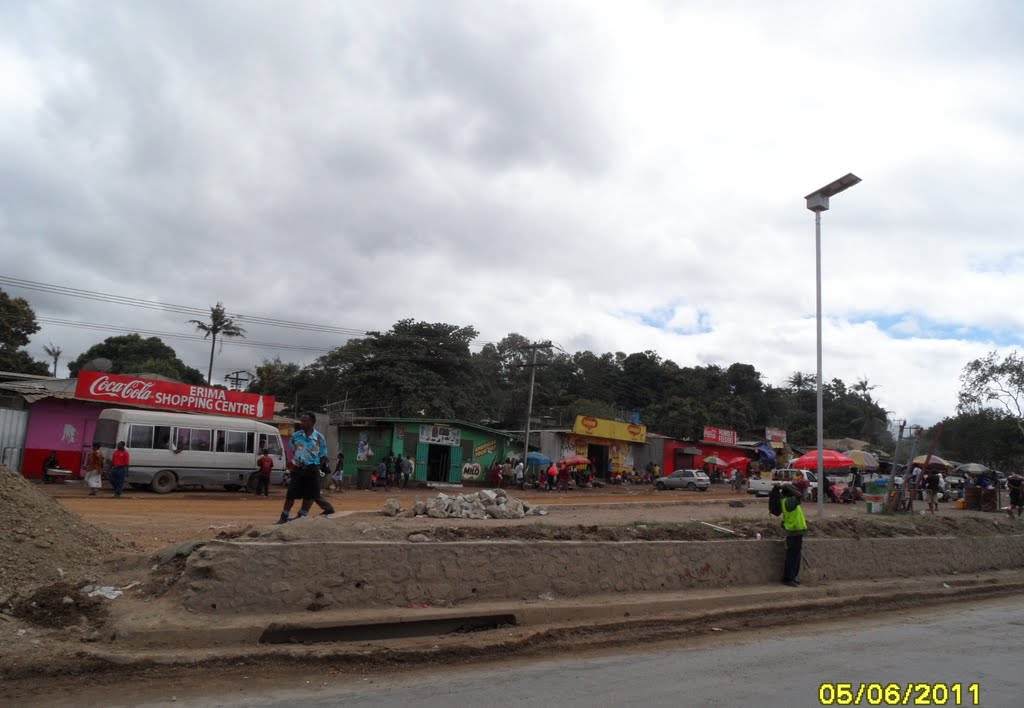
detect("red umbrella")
[725,456,750,468]
[792,449,855,470]
[559,455,590,466]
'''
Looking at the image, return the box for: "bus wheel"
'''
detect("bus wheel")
[245,473,259,493]
[150,470,177,494]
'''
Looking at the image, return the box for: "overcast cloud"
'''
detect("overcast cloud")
[2,0,1023,427]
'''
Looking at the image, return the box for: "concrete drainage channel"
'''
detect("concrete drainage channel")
[259,614,518,644]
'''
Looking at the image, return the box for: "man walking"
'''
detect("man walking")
[110,441,129,498]
[924,470,941,514]
[780,483,806,587]
[277,412,334,524]
[1007,471,1023,518]
[401,455,413,488]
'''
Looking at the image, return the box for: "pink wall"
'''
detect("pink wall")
[23,399,107,478]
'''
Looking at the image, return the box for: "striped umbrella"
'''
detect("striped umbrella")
[843,449,879,470]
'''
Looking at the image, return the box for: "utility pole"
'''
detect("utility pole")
[519,341,552,463]
[224,370,252,391]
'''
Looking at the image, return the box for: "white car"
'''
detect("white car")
[655,469,711,491]
[747,469,818,497]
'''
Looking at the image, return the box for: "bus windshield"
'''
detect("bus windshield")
[94,418,119,447]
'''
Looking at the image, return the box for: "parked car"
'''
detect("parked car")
[747,469,817,497]
[655,469,710,491]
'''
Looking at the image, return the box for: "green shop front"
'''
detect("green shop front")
[337,418,516,485]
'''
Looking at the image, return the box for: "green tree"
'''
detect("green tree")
[308,319,484,419]
[247,357,303,412]
[0,288,50,375]
[644,396,709,439]
[68,334,205,384]
[188,302,247,385]
[959,351,1024,438]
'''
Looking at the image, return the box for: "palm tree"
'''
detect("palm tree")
[188,302,246,385]
[785,371,814,392]
[42,342,62,377]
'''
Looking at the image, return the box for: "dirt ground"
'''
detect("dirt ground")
[44,481,1017,549]
[46,481,749,550]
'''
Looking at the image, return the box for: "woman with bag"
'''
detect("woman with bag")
[84,443,104,496]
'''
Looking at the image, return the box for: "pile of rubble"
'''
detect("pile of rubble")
[382,489,548,520]
[0,465,127,600]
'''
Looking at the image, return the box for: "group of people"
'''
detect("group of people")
[63,441,131,497]
[371,452,414,490]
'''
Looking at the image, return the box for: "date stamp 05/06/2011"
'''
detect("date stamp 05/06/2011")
[818,683,981,706]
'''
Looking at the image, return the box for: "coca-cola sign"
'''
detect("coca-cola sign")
[703,426,737,446]
[75,371,274,420]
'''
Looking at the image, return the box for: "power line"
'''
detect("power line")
[0,275,499,347]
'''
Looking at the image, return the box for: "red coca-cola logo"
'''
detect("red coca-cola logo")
[581,417,598,432]
[88,375,155,401]
[628,424,642,437]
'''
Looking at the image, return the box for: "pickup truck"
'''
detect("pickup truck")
[747,469,818,497]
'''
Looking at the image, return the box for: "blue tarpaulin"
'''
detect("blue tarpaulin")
[756,443,777,461]
[527,452,551,466]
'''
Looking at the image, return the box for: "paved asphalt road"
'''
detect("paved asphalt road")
[137,597,1021,708]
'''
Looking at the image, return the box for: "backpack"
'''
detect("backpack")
[768,485,783,517]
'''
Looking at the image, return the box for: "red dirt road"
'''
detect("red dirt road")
[48,483,748,550]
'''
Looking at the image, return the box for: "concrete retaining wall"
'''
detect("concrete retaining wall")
[175,535,1024,615]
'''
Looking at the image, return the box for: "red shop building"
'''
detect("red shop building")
[662,426,757,473]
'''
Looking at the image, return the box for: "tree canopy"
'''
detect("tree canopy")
[959,350,1024,438]
[243,318,893,447]
[68,334,205,384]
[0,288,50,375]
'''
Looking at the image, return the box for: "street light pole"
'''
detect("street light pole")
[805,173,861,518]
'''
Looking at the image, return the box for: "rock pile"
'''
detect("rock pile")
[381,489,548,520]
[0,465,127,600]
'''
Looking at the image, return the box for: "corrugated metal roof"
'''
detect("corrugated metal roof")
[0,377,78,403]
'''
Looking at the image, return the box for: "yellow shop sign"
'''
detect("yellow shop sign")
[572,416,646,443]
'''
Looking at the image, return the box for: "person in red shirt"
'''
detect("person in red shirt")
[110,441,130,498]
[557,463,570,493]
[255,450,273,497]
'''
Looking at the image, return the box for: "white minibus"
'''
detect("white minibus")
[92,408,287,493]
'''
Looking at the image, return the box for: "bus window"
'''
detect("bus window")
[190,429,212,452]
[154,426,172,449]
[175,428,191,450]
[129,424,154,449]
[258,434,282,456]
[94,418,119,447]
[215,431,226,452]
[225,431,247,453]
[245,432,255,454]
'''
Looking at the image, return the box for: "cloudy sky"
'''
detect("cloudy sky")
[2,0,1022,427]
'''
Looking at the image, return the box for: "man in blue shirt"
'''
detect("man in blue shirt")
[277,412,334,524]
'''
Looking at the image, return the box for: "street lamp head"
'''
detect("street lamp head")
[805,172,861,212]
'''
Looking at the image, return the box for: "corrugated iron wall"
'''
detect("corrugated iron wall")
[0,408,29,472]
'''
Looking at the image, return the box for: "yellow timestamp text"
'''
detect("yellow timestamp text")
[818,683,980,706]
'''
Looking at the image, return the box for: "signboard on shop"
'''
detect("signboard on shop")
[74,371,275,420]
[765,427,787,443]
[572,416,646,443]
[703,426,737,446]
[419,424,461,447]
